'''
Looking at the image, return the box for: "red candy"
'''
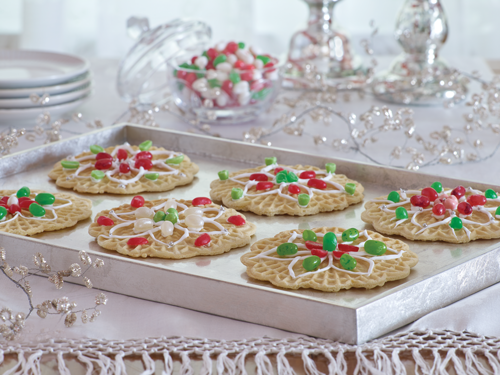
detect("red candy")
[451,186,466,199]
[119,163,131,174]
[191,56,197,64]
[274,167,284,175]
[176,70,188,80]
[192,197,212,206]
[9,204,21,214]
[234,60,246,70]
[332,251,344,258]
[207,48,218,60]
[305,241,323,251]
[249,173,268,181]
[311,249,328,258]
[221,80,233,95]
[307,178,327,190]
[457,202,473,216]
[338,244,359,252]
[135,151,152,160]
[227,215,245,226]
[256,181,274,190]
[421,187,438,202]
[250,80,265,92]
[97,216,114,226]
[127,237,148,247]
[299,171,316,179]
[131,196,145,208]
[432,203,446,216]
[19,199,35,210]
[195,233,211,247]
[225,41,238,54]
[468,194,487,206]
[410,195,430,208]
[240,71,253,81]
[117,149,128,160]
[288,184,301,194]
[95,159,113,170]
[134,159,153,170]
[185,73,197,87]
[95,152,112,160]
[0,196,8,204]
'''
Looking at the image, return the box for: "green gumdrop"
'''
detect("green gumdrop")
[387,191,400,203]
[238,42,245,49]
[180,62,190,69]
[35,193,55,206]
[61,160,79,169]
[449,217,463,230]
[145,173,159,181]
[90,145,104,154]
[342,228,359,242]
[16,186,30,198]
[208,79,221,88]
[251,88,271,101]
[298,193,310,206]
[91,170,105,181]
[302,256,321,271]
[139,140,152,151]
[340,253,357,270]
[485,189,498,199]
[277,243,298,257]
[325,163,336,173]
[165,208,178,224]
[395,206,409,220]
[286,171,299,183]
[345,183,356,195]
[256,55,271,64]
[364,240,387,256]
[153,211,166,222]
[431,181,443,193]
[265,157,277,166]
[0,206,7,220]
[165,155,185,165]
[302,229,317,242]
[231,188,243,200]
[202,51,209,58]
[213,54,227,66]
[218,170,229,180]
[276,170,288,184]
[496,207,500,216]
[229,70,241,84]
[29,203,46,217]
[323,232,338,252]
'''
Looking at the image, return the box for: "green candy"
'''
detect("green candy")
[302,256,321,271]
[322,232,338,252]
[213,54,227,66]
[180,62,190,69]
[91,170,105,181]
[325,163,336,173]
[231,188,243,200]
[218,170,229,180]
[395,207,409,220]
[90,145,104,154]
[298,194,310,206]
[364,240,387,256]
[202,51,209,58]
[286,171,299,183]
[277,243,298,257]
[345,183,356,195]
[342,228,359,242]
[29,203,45,217]
[276,170,288,184]
[431,181,443,193]
[0,206,7,220]
[485,189,498,199]
[496,207,500,216]
[145,173,159,181]
[165,155,184,165]
[387,191,400,203]
[35,193,55,206]
[229,70,241,84]
[256,55,271,65]
[61,160,79,169]
[165,208,178,224]
[208,79,221,88]
[139,140,152,151]
[449,217,463,230]
[251,88,271,101]
[265,157,277,166]
[153,211,166,222]
[238,42,245,49]
[16,186,30,198]
[302,229,317,242]
[340,254,357,270]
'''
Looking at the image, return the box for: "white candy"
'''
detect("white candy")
[233,81,250,95]
[216,91,229,107]
[236,50,254,65]
[161,221,174,237]
[194,56,208,69]
[183,207,203,217]
[134,218,154,233]
[216,71,229,82]
[135,207,154,219]
[252,70,263,80]
[238,92,251,106]
[215,41,226,51]
[250,45,262,56]
[7,195,18,207]
[265,70,279,81]
[206,69,218,80]
[227,54,237,65]
[185,214,204,231]
[216,62,232,73]
[201,88,221,99]
[192,78,208,92]
[254,59,264,69]
[164,199,177,212]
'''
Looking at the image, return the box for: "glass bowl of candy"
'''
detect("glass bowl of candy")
[168,41,281,124]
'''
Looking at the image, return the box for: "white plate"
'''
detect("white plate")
[0,84,92,109]
[0,50,89,89]
[0,72,91,98]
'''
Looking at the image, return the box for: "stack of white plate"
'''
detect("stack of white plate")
[0,50,92,125]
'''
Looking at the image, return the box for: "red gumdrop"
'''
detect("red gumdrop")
[468,194,487,206]
[332,251,344,258]
[225,41,238,54]
[457,202,473,216]
[127,237,148,247]
[19,199,35,210]
[185,73,197,88]
[134,159,153,170]
[227,215,245,226]
[250,80,264,92]
[9,204,21,214]
[432,203,446,216]
[207,48,218,60]
[95,159,113,170]
[240,71,253,81]
[288,184,301,194]
[311,249,328,258]
[97,216,114,226]
[234,60,246,70]
[95,152,112,160]
[192,197,212,206]
[221,80,233,95]
[305,241,323,251]
[307,178,327,190]
[117,149,128,160]
[451,186,466,199]
[191,56,197,64]
[410,195,430,208]
[274,167,284,175]
[135,151,152,160]
[195,233,211,247]
[119,163,131,174]
[338,244,359,252]
[256,181,274,190]
[249,173,268,181]
[131,196,145,208]
[421,187,438,202]
[299,170,316,179]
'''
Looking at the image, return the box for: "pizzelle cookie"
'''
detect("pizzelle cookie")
[0,187,92,236]
[361,182,500,243]
[210,157,364,216]
[88,195,257,259]
[241,227,418,292]
[48,140,199,194]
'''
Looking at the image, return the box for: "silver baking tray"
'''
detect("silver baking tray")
[1,124,500,344]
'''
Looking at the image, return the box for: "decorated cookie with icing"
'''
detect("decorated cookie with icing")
[89,196,257,259]
[361,183,500,243]
[241,226,418,292]
[0,187,92,236]
[48,141,199,194]
[209,158,364,216]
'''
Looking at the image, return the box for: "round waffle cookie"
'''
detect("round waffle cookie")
[0,187,92,236]
[210,158,364,216]
[241,226,418,292]
[361,183,500,243]
[89,196,257,259]
[48,140,199,194]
